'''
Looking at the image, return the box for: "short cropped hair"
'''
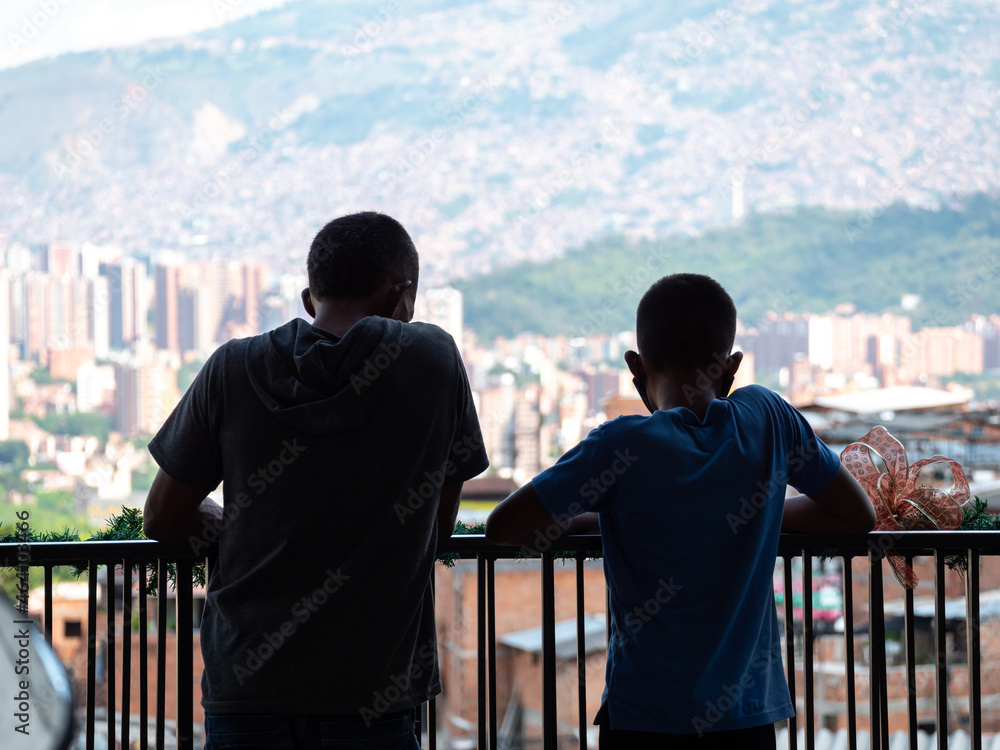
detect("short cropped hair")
[636,274,737,371]
[307,212,419,299]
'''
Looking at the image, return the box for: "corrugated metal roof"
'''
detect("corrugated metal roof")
[499,615,607,660]
[812,386,971,415]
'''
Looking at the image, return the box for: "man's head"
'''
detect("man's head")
[307,212,419,301]
[635,273,737,373]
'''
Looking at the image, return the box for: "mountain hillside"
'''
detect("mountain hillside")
[0,0,998,283]
[458,194,1000,339]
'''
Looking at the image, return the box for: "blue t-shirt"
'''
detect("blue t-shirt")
[533,384,840,734]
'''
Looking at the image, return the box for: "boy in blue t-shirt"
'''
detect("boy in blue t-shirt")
[486,274,875,749]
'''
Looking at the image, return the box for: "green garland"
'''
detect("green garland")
[945,495,1000,574]
[17,499,990,583]
[0,506,206,595]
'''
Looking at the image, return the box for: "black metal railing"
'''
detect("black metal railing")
[3,531,999,749]
[0,540,199,750]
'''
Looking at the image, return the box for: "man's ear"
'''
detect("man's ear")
[385,280,414,321]
[301,288,316,319]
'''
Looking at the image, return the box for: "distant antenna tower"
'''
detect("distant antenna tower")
[731,175,746,221]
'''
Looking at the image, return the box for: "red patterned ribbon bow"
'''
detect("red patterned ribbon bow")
[840,426,970,589]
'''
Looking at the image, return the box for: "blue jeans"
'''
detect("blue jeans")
[204,712,421,749]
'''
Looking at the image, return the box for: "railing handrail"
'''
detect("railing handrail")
[5,530,1000,566]
[0,539,202,565]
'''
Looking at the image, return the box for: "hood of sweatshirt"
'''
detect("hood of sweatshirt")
[245,316,405,434]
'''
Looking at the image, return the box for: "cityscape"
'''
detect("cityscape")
[2,238,998,529]
[2,0,1000,747]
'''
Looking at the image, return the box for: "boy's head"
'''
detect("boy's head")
[307,212,419,300]
[635,273,737,372]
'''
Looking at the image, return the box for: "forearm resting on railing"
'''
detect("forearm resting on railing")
[142,469,223,546]
[781,465,877,534]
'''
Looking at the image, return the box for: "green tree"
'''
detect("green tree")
[0,440,29,468]
[33,413,113,442]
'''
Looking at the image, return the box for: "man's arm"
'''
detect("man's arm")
[486,481,599,546]
[438,482,464,540]
[143,469,223,545]
[781,464,876,534]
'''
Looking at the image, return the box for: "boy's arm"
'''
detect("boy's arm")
[486,481,599,546]
[781,464,876,534]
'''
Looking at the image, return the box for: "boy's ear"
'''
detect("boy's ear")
[301,288,316,319]
[721,351,744,396]
[624,350,643,379]
[624,350,654,413]
[728,350,744,375]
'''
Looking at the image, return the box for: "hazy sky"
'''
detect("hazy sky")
[0,0,291,70]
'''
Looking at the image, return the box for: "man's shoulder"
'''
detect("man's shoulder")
[400,322,463,364]
[403,321,458,347]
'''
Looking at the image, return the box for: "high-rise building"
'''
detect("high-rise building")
[77,362,115,413]
[237,261,265,334]
[114,358,180,437]
[900,327,984,381]
[3,244,31,274]
[91,276,110,360]
[108,258,148,350]
[154,264,182,353]
[972,314,1000,371]
[25,272,49,359]
[45,242,78,278]
[155,259,266,357]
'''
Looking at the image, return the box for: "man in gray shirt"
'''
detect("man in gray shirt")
[144,211,489,749]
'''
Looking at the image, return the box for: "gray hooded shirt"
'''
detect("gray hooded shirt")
[149,316,489,715]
